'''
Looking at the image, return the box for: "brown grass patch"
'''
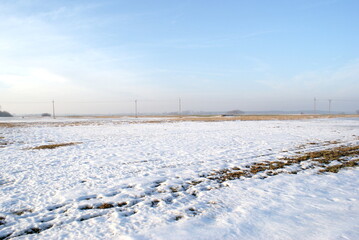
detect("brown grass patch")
[250,162,270,174]
[96,203,115,209]
[30,142,81,150]
[12,209,33,216]
[207,144,359,183]
[169,186,181,192]
[78,204,94,210]
[163,114,359,122]
[117,202,127,207]
[0,122,23,128]
[1,115,358,128]
[79,202,119,210]
[283,145,359,164]
[187,180,204,186]
[207,168,251,182]
[319,159,359,173]
[67,114,359,122]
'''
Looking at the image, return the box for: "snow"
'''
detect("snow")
[0,117,358,239]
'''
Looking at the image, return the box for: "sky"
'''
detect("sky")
[0,0,358,115]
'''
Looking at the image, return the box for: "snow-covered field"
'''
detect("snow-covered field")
[1,117,359,240]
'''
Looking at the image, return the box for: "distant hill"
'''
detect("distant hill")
[0,111,13,117]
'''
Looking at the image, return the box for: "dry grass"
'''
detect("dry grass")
[117,202,127,207]
[207,168,250,182]
[0,121,102,128]
[207,144,359,182]
[68,114,359,122]
[30,142,81,150]
[283,145,359,164]
[11,209,33,216]
[1,115,358,128]
[170,114,359,122]
[96,203,115,209]
[79,202,127,211]
[319,159,359,173]
[78,205,93,210]
[0,122,23,128]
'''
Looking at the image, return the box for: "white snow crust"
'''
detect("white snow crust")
[0,117,358,239]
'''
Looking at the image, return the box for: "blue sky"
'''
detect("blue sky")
[0,0,358,114]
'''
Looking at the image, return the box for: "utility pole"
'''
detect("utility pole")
[52,100,56,119]
[314,97,316,114]
[135,100,138,118]
[178,97,182,118]
[328,99,332,114]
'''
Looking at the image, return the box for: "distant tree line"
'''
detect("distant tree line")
[222,110,245,116]
[0,111,13,117]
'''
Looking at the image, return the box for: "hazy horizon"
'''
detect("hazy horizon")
[1,0,358,114]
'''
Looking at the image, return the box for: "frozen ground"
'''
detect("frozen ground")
[0,117,358,239]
